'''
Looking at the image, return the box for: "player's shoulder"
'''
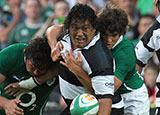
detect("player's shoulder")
[141,20,160,44]
[8,43,27,49]
[1,43,27,54]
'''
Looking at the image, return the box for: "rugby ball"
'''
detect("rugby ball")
[70,93,99,115]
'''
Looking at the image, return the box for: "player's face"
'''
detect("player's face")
[103,33,120,50]
[69,20,96,50]
[26,59,45,77]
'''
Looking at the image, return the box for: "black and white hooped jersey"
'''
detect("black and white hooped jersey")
[135,15,160,76]
[135,15,160,107]
[57,33,114,104]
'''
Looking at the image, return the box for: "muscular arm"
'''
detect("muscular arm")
[0,73,24,115]
[114,76,122,91]
[60,49,94,93]
[98,98,112,115]
[46,25,64,62]
[46,25,64,50]
[73,67,94,93]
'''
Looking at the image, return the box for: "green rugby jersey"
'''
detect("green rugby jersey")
[111,36,144,94]
[0,43,58,115]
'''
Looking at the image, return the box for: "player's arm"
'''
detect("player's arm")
[46,25,64,62]
[60,48,122,93]
[0,73,24,115]
[60,49,94,93]
[114,76,122,91]
[61,49,114,115]
[98,98,112,115]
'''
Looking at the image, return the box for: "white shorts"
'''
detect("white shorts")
[121,84,150,115]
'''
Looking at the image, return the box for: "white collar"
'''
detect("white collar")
[62,32,101,50]
[112,35,123,49]
[156,15,160,23]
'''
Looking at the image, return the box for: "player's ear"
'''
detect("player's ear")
[34,70,38,76]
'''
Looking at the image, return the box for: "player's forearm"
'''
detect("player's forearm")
[47,35,57,51]
[0,96,9,109]
[114,76,122,91]
[98,98,112,115]
[46,25,64,50]
[75,67,94,93]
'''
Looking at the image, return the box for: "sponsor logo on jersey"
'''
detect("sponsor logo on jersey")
[105,82,114,87]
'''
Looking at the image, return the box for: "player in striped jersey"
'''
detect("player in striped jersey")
[47,4,115,115]
[64,5,150,115]
[135,0,160,114]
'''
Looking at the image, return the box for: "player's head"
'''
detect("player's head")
[98,5,128,49]
[64,4,99,49]
[24,36,53,77]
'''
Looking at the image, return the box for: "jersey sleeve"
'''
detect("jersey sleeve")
[135,40,154,67]
[135,24,160,67]
[91,75,114,99]
[114,48,135,82]
[148,29,160,51]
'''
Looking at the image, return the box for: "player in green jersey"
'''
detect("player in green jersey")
[98,5,149,115]
[0,36,58,115]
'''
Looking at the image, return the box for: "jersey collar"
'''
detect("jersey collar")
[62,32,100,50]
[112,35,123,49]
[156,15,160,23]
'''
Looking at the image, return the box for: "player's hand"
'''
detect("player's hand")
[4,82,29,97]
[4,99,24,115]
[60,49,83,75]
[51,41,63,62]
[46,25,64,62]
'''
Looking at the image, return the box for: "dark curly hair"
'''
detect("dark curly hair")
[98,6,128,37]
[64,3,99,33]
[24,36,53,72]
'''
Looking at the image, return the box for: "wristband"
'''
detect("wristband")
[19,77,38,90]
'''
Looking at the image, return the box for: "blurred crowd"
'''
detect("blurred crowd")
[0,0,159,114]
